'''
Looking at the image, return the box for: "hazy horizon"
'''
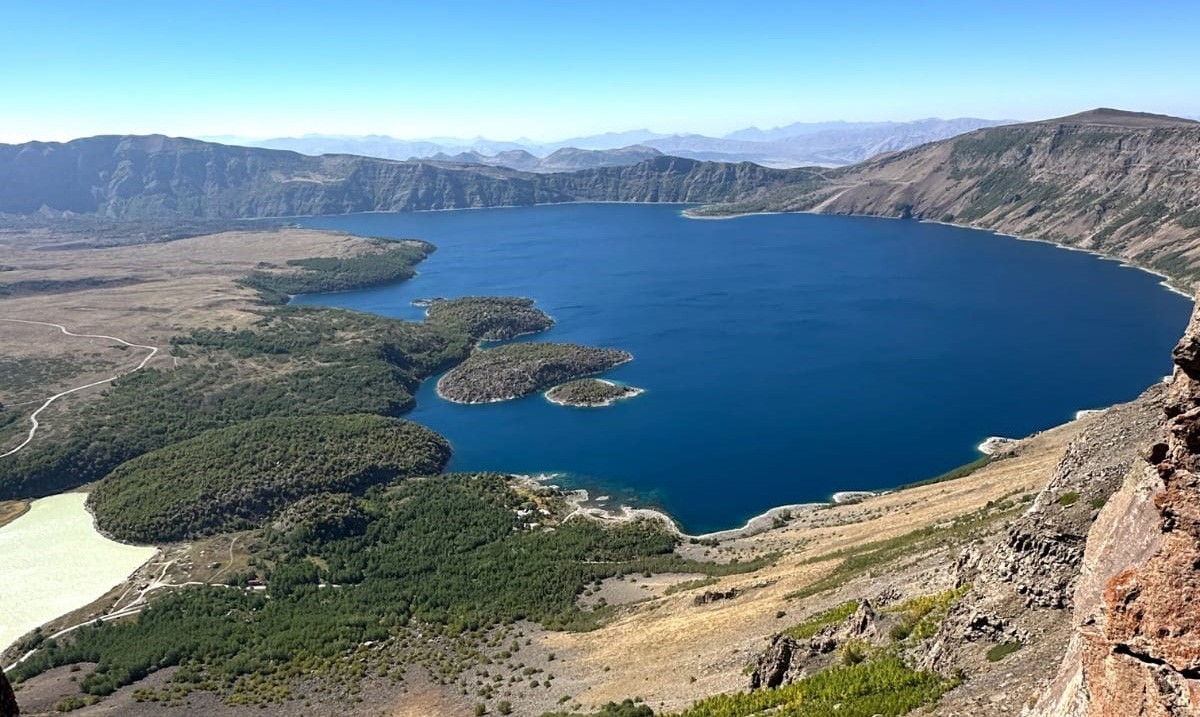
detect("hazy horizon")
[3,0,1199,144]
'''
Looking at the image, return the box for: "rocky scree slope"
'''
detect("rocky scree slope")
[1029,301,1200,716]
[741,381,1169,716]
[922,387,1167,715]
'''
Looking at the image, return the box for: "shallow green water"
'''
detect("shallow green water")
[0,492,156,651]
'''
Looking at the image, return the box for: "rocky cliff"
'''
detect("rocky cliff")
[0,669,17,716]
[1029,302,1200,716]
[701,109,1200,287]
[0,135,810,219]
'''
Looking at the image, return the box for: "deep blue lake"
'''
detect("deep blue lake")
[294,204,1192,534]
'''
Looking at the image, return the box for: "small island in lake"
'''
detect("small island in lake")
[545,378,644,407]
[423,296,554,341]
[437,342,632,404]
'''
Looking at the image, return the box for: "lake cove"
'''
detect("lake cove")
[0,492,156,651]
[295,204,1193,534]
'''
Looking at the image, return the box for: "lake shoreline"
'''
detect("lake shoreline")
[529,402,1112,539]
[0,493,157,654]
[681,206,1195,298]
[0,500,29,529]
[300,204,1191,536]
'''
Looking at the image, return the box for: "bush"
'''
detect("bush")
[986,641,1023,662]
[675,653,955,717]
[783,601,858,640]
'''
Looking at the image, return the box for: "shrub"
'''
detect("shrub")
[783,601,858,640]
[986,641,1023,662]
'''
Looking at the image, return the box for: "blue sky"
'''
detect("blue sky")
[2,0,1197,142]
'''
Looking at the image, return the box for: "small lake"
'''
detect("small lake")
[0,493,156,652]
[295,205,1192,534]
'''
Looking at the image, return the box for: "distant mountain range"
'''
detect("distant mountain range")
[5,110,1197,291]
[209,118,1013,170]
[0,134,812,218]
[424,145,664,173]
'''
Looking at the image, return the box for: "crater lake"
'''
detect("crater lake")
[294,204,1192,534]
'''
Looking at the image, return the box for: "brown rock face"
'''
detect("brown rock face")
[749,600,880,690]
[0,669,18,717]
[693,588,742,606]
[1030,301,1200,716]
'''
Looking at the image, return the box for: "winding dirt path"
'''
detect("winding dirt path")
[0,319,159,459]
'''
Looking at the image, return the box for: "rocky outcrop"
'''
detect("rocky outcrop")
[1030,300,1200,716]
[923,389,1166,686]
[0,669,17,717]
[749,600,879,689]
[961,391,1166,611]
[694,588,742,606]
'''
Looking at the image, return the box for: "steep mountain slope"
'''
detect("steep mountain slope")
[1029,304,1200,716]
[0,136,810,219]
[703,109,1200,286]
[0,135,562,217]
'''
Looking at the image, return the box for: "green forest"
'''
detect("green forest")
[672,654,953,717]
[439,342,633,403]
[89,414,450,542]
[0,306,472,499]
[239,240,435,302]
[12,474,759,701]
[1,241,771,713]
[424,296,555,340]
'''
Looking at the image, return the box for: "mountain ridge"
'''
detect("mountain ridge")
[6,108,1200,291]
[221,117,1011,168]
[695,107,1200,288]
[0,135,813,219]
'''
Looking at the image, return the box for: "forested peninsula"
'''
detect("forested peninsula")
[437,343,634,404]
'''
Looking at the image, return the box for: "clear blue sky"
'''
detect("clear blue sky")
[3,0,1197,143]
